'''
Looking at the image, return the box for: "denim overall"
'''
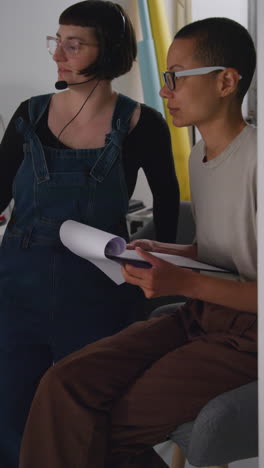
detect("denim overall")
[0,93,145,468]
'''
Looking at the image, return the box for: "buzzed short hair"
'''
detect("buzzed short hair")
[175,17,256,101]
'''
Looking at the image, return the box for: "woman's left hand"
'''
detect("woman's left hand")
[121,247,194,298]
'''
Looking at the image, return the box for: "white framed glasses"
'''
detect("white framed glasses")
[162,66,239,91]
[46,35,98,57]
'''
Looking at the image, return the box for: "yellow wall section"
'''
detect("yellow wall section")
[147,0,191,200]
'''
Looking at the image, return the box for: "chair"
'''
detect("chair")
[170,379,258,468]
[131,200,195,244]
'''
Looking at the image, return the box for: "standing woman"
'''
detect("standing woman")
[0,1,179,466]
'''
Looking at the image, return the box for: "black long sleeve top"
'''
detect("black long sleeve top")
[0,98,179,242]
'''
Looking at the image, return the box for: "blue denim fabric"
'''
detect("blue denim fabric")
[0,93,145,467]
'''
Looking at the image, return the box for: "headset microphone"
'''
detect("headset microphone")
[55,78,94,90]
[55,80,68,90]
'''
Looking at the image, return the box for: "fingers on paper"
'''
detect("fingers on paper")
[126,240,154,251]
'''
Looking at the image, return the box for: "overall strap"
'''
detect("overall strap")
[15,94,53,184]
[28,93,54,128]
[111,93,138,133]
[90,94,138,183]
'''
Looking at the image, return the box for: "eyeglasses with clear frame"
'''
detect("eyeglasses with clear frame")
[46,35,98,57]
[162,66,242,91]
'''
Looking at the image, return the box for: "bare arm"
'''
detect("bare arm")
[190,271,257,314]
[122,248,257,314]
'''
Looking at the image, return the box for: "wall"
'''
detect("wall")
[192,0,247,24]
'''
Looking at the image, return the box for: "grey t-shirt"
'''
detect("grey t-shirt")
[189,125,257,281]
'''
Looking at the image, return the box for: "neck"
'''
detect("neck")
[198,106,246,161]
[64,80,116,118]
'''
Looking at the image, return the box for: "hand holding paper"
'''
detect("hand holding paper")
[59,220,232,286]
[122,246,195,298]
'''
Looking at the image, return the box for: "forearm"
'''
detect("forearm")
[152,207,178,243]
[122,249,257,314]
[0,168,14,214]
[142,109,180,243]
[152,178,179,243]
[184,271,257,314]
[0,102,26,213]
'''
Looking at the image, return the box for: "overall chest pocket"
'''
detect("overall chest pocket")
[35,171,96,226]
[35,163,128,231]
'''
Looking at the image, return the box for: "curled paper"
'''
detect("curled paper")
[105,237,126,256]
[60,220,126,284]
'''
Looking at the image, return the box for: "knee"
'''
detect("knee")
[35,362,69,402]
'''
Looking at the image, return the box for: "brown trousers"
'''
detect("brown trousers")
[19,300,257,468]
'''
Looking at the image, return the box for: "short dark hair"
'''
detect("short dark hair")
[174,17,256,101]
[59,0,137,80]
